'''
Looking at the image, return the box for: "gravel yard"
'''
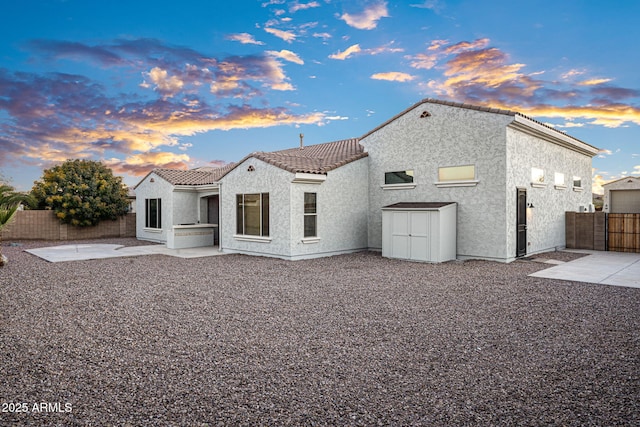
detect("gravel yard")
[1,239,639,426]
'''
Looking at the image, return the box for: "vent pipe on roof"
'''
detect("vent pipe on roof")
[299,133,304,149]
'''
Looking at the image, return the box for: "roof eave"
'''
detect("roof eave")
[509,115,600,157]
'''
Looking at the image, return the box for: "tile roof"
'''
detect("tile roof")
[221,138,368,178]
[150,163,236,186]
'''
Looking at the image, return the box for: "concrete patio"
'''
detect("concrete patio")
[25,243,225,262]
[529,250,640,288]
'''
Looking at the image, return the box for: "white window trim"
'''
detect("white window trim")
[435,180,479,188]
[554,184,567,190]
[233,234,272,243]
[531,182,547,188]
[143,228,162,233]
[573,186,584,192]
[382,183,417,190]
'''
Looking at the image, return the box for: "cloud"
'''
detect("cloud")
[225,33,265,45]
[329,44,361,60]
[106,152,191,176]
[339,1,389,30]
[371,72,416,82]
[579,78,612,86]
[313,32,332,40]
[421,38,640,128]
[267,49,304,65]
[264,27,297,43]
[0,39,327,176]
[328,42,401,61]
[290,1,321,13]
[561,69,585,79]
[410,0,444,12]
[143,67,185,97]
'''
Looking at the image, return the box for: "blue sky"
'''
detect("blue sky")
[1,0,638,193]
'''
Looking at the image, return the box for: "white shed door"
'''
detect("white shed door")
[611,190,640,213]
[389,211,430,261]
[391,211,410,259]
[409,211,429,261]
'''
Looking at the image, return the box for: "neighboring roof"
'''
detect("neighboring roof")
[602,176,640,187]
[133,163,236,188]
[360,98,599,155]
[383,202,456,209]
[219,138,368,179]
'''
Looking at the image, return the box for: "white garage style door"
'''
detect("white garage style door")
[382,202,457,263]
[611,190,640,213]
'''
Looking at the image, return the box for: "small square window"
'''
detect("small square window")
[385,170,414,185]
[532,168,545,184]
[573,176,582,188]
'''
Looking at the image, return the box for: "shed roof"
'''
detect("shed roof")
[383,202,456,209]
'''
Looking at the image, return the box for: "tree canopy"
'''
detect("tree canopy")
[31,159,129,226]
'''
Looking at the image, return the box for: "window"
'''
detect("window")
[145,198,162,229]
[304,192,317,238]
[531,168,545,183]
[573,176,582,191]
[385,170,414,185]
[438,165,475,182]
[236,193,269,237]
[531,168,546,187]
[554,172,566,189]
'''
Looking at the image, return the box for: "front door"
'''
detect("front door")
[516,188,527,257]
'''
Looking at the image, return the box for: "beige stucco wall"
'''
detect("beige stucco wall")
[505,126,594,258]
[289,157,369,259]
[219,156,370,260]
[135,172,174,243]
[361,102,513,261]
[219,158,293,258]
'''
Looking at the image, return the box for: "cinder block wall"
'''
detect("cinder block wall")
[1,211,136,240]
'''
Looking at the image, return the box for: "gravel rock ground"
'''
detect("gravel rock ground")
[1,239,638,426]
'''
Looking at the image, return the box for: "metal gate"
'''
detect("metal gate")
[608,213,640,253]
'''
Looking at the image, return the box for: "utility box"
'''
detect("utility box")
[382,202,457,263]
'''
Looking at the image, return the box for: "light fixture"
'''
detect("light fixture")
[527,202,535,208]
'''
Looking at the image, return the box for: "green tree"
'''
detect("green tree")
[31,159,129,227]
[0,183,35,266]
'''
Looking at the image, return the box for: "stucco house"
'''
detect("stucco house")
[602,176,640,213]
[134,98,599,262]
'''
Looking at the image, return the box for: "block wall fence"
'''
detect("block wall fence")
[1,211,136,241]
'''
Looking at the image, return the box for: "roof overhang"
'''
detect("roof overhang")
[509,115,600,157]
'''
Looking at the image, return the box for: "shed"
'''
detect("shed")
[381,202,457,263]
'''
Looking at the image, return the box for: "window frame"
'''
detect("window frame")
[435,164,479,188]
[145,198,162,229]
[573,176,583,192]
[554,172,566,190]
[382,169,416,190]
[303,192,318,239]
[235,193,270,239]
[531,167,547,188]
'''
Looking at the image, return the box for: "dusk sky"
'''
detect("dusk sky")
[1,0,638,193]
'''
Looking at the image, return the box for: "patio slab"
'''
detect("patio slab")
[529,250,640,288]
[25,243,225,262]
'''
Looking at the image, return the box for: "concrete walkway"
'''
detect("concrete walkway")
[529,250,640,288]
[26,244,225,262]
